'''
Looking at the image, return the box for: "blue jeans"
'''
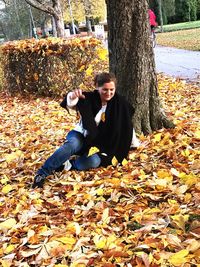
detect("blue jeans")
[37,130,101,177]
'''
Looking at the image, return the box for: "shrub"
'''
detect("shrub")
[1,37,108,96]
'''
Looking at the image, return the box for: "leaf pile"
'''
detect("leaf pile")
[1,37,108,96]
[0,76,200,266]
[156,28,200,51]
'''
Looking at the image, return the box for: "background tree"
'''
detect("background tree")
[0,0,52,40]
[24,0,65,37]
[64,0,106,30]
[0,0,28,40]
[197,0,200,19]
[106,0,174,134]
[149,0,199,24]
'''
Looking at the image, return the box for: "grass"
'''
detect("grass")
[156,28,200,51]
[159,20,200,32]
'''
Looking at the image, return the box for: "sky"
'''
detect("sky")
[0,2,5,9]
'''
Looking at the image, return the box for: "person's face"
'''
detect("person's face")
[98,81,116,104]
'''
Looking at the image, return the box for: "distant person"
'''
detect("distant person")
[148,9,157,30]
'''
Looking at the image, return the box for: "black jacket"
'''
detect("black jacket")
[60,90,134,166]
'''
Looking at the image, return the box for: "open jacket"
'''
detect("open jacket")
[60,90,134,166]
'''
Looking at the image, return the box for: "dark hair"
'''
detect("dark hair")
[94,72,117,87]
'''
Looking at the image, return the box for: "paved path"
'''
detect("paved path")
[154,45,200,81]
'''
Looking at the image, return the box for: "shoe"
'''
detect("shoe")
[32,174,46,188]
[63,160,72,171]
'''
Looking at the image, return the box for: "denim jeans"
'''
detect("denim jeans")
[37,130,101,177]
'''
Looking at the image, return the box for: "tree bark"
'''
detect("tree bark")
[24,0,65,37]
[158,0,164,32]
[106,0,174,134]
[83,0,93,32]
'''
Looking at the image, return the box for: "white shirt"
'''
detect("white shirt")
[67,92,107,136]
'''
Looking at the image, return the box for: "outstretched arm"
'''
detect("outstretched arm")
[67,89,85,108]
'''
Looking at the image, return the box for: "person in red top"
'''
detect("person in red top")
[148,9,157,30]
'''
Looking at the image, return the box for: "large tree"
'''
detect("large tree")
[106,0,174,134]
[24,0,65,37]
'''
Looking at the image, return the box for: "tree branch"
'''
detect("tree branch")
[24,0,59,19]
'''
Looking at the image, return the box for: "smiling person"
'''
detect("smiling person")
[32,72,134,188]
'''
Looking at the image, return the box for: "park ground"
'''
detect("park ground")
[0,73,200,266]
[157,28,200,51]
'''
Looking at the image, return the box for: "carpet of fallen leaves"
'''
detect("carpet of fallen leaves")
[0,76,200,267]
[156,28,200,51]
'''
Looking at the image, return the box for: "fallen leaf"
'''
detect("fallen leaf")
[168,249,189,266]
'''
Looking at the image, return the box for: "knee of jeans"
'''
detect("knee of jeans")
[66,137,83,152]
[89,154,101,168]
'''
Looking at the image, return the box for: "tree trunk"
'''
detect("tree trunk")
[52,0,65,37]
[106,0,174,134]
[14,0,24,38]
[51,16,57,37]
[84,0,92,32]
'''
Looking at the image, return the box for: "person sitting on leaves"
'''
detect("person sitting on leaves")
[33,72,134,188]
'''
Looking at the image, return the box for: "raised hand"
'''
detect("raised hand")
[70,89,85,100]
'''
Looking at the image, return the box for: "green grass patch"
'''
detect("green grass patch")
[159,20,200,32]
[156,28,200,51]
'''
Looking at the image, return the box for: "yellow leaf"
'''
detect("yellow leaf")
[1,175,9,184]
[78,65,85,71]
[154,132,162,142]
[85,66,93,76]
[93,234,107,249]
[112,156,118,166]
[70,264,86,267]
[0,260,12,267]
[5,150,24,163]
[184,193,192,202]
[157,170,173,180]
[106,234,117,249]
[56,236,76,249]
[181,149,190,157]
[140,153,148,161]
[171,214,189,231]
[194,130,200,139]
[122,158,128,166]
[168,249,189,266]
[38,225,48,235]
[179,172,199,187]
[97,48,108,60]
[4,245,15,254]
[2,184,13,194]
[102,207,110,224]
[66,222,81,235]
[0,218,17,231]
[96,188,104,196]
[101,112,106,122]
[88,146,99,157]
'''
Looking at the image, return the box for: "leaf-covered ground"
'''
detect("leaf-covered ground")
[0,76,200,267]
[156,28,200,51]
